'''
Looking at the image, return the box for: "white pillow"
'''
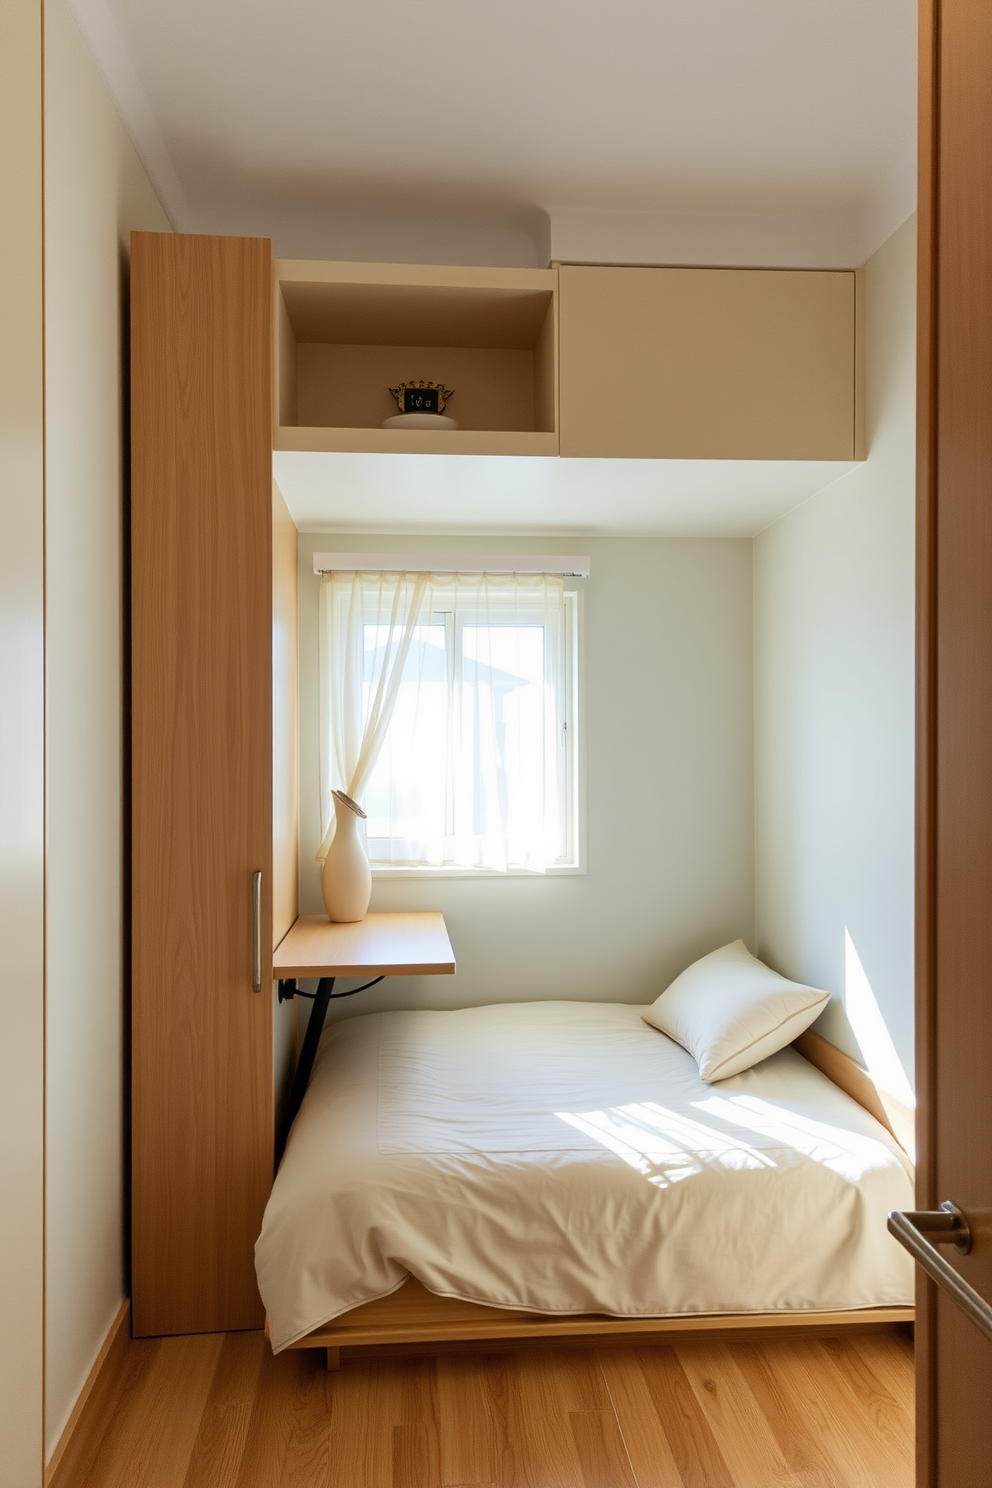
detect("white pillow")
[641,940,830,1082]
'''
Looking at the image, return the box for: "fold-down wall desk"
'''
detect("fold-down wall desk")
[274,912,456,1131]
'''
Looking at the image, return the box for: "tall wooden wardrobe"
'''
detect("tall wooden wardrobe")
[130,231,296,1335]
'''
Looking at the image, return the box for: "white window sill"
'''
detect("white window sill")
[371,862,585,880]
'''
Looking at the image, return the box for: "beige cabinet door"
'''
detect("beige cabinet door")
[130,233,274,1335]
[558,265,856,460]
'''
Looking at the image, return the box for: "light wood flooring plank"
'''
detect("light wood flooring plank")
[820,1336,914,1460]
[54,1328,916,1488]
[505,1350,619,1488]
[596,1351,685,1488]
[50,1334,165,1488]
[730,1340,851,1488]
[635,1346,736,1488]
[783,1339,912,1488]
[848,1330,915,1405]
[327,1356,442,1488]
[568,1407,638,1488]
[436,1355,508,1487]
[96,1334,225,1488]
[394,1358,442,1488]
[673,1340,802,1488]
[182,1332,268,1488]
[393,1422,436,1488]
[325,1360,394,1488]
[233,1345,331,1488]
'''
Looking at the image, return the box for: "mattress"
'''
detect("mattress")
[256,1001,915,1352]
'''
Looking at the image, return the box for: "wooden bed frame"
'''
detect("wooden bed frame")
[280,1028,915,1368]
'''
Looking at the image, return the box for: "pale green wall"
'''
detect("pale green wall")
[43,0,170,1461]
[753,215,916,1088]
[296,531,756,1015]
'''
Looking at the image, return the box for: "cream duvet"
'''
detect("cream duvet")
[256,1001,915,1352]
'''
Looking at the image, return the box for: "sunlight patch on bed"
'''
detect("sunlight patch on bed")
[556,1102,774,1186]
[692,1093,894,1179]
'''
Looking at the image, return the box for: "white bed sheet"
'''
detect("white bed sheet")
[256,1001,915,1352]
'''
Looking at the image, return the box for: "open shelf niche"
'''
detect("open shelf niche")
[274,260,559,456]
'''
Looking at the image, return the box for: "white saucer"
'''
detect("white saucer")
[382,413,458,430]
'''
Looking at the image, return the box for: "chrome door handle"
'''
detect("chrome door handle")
[251,870,262,993]
[888,1201,992,1344]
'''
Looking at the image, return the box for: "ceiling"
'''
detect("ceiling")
[67,0,916,269]
[66,0,912,536]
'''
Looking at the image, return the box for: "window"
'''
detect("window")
[318,571,579,873]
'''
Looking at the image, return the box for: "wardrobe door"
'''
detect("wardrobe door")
[131,232,273,1335]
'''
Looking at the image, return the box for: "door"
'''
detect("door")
[130,232,274,1335]
[914,1,992,1480]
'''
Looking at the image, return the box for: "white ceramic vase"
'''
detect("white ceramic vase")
[320,790,372,922]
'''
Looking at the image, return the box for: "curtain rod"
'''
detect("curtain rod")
[312,553,591,577]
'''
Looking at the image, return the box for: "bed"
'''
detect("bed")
[255,999,915,1362]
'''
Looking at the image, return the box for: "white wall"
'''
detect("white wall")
[43,0,170,1461]
[298,532,755,1016]
[753,216,916,1091]
[0,3,46,1483]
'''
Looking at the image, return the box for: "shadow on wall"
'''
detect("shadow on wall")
[166,134,553,267]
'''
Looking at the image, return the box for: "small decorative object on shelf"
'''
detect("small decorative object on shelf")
[320,790,372,922]
[390,380,454,415]
[383,380,458,430]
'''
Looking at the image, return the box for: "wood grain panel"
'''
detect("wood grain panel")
[272,479,299,949]
[272,479,299,1133]
[131,232,273,1334]
[918,1,992,1484]
[47,1324,916,1488]
[915,2,939,1480]
[559,265,856,460]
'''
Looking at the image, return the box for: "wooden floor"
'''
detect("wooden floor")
[54,1328,915,1488]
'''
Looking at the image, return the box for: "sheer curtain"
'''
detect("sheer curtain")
[317,570,565,872]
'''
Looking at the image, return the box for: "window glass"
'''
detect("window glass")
[318,572,578,873]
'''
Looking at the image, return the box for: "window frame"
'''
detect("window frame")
[365,587,583,878]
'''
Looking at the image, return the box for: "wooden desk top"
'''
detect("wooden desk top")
[272,911,456,978]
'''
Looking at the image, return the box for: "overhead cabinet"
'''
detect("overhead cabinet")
[275,258,859,462]
[558,265,860,460]
[274,260,559,456]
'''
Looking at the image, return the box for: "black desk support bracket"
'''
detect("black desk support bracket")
[280,974,386,1139]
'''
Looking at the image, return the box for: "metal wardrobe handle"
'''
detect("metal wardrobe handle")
[888,1201,992,1344]
[251,870,262,993]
